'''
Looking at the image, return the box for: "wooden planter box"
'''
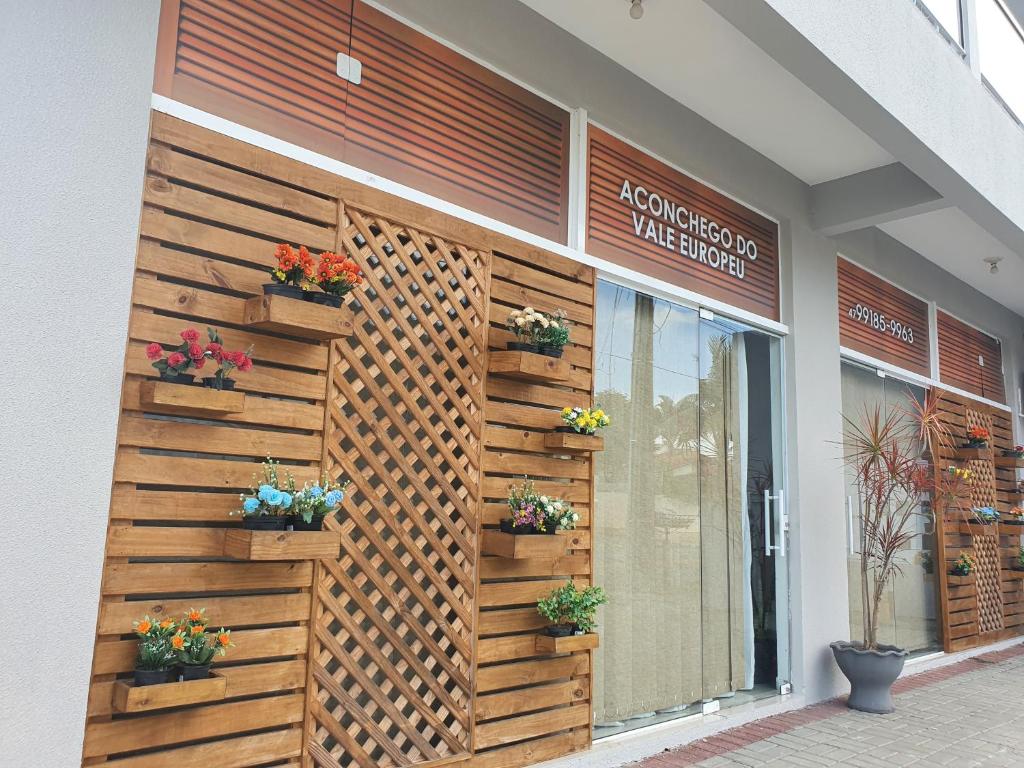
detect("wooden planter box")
[947,573,975,587]
[223,529,341,560]
[481,530,568,559]
[535,632,600,653]
[139,380,245,417]
[954,447,992,461]
[544,431,605,453]
[994,456,1024,468]
[488,350,569,384]
[112,671,226,713]
[243,294,354,340]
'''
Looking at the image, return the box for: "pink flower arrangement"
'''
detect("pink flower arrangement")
[147,327,253,388]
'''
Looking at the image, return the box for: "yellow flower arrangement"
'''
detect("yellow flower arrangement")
[560,406,611,435]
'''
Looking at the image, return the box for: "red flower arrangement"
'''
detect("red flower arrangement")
[315,251,363,299]
[966,425,990,447]
[147,327,253,389]
[271,243,315,288]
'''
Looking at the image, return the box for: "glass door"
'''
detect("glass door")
[592,281,788,738]
[840,362,940,654]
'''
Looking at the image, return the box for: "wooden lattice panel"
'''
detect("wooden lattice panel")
[965,407,997,509]
[974,532,1004,633]
[308,208,489,767]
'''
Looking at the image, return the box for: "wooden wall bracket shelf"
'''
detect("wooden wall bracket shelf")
[994,456,1024,468]
[243,294,354,340]
[947,574,976,587]
[535,633,600,653]
[111,671,227,713]
[487,350,570,384]
[543,432,605,453]
[139,380,245,416]
[223,529,341,560]
[481,530,569,559]
[954,447,992,461]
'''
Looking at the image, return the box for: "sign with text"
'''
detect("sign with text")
[837,257,930,377]
[586,127,780,320]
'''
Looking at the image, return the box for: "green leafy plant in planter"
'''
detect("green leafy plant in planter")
[537,580,608,637]
[1015,548,1024,572]
[234,458,296,531]
[831,389,946,714]
[132,615,179,686]
[173,608,233,680]
[951,553,975,576]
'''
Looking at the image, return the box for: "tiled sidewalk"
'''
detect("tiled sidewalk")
[634,645,1024,767]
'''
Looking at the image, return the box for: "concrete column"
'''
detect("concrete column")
[0,1,159,764]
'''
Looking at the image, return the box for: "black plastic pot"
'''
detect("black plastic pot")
[499,519,535,535]
[554,426,576,434]
[830,641,907,714]
[179,664,211,681]
[308,292,343,308]
[159,372,195,385]
[541,524,558,535]
[507,341,539,354]
[289,514,325,531]
[202,377,236,390]
[965,440,989,449]
[538,346,564,358]
[263,282,305,300]
[242,515,288,531]
[543,624,577,638]
[1003,451,1024,458]
[134,668,171,687]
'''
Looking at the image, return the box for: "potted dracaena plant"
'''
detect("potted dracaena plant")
[173,608,233,680]
[132,615,178,686]
[831,389,946,714]
[537,580,608,638]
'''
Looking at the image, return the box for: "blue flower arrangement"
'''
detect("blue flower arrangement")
[235,458,296,520]
[973,506,1000,524]
[292,477,350,525]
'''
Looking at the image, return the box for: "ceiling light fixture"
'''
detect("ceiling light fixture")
[629,0,644,20]
[984,256,1003,275]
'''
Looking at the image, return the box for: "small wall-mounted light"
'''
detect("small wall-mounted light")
[629,0,644,20]
[984,256,1003,274]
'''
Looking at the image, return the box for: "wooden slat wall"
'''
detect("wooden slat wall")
[937,310,1006,403]
[933,390,1024,653]
[837,257,930,377]
[586,126,779,320]
[83,111,343,767]
[155,0,571,244]
[85,111,594,768]
[465,239,596,767]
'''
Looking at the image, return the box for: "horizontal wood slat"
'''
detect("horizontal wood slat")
[837,257,930,377]
[937,310,1005,403]
[586,126,778,320]
[157,0,570,243]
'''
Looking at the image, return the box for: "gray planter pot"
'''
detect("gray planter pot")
[830,641,907,714]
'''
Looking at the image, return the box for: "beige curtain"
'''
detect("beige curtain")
[593,288,703,724]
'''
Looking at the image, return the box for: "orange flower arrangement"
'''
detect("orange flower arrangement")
[174,608,233,674]
[171,635,185,651]
[314,251,364,298]
[132,613,177,680]
[967,425,990,447]
[271,243,316,287]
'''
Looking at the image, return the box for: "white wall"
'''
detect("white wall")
[0,1,159,763]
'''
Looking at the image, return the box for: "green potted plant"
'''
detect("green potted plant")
[173,608,233,680]
[557,406,610,435]
[132,615,178,686]
[535,310,570,358]
[289,476,350,531]
[951,552,975,576]
[235,458,296,530]
[1015,548,1024,572]
[537,580,607,637]
[831,390,944,714]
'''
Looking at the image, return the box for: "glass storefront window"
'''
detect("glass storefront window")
[840,362,941,654]
[977,0,1024,122]
[918,0,964,45]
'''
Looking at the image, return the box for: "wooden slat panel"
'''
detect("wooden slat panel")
[837,257,929,376]
[937,310,1005,402]
[586,126,778,320]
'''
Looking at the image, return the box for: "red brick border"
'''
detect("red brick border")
[632,644,1024,767]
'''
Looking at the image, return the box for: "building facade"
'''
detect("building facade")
[3,1,1024,766]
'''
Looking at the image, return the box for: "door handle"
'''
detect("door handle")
[764,489,786,558]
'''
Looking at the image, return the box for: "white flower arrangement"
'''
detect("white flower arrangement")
[507,306,548,341]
